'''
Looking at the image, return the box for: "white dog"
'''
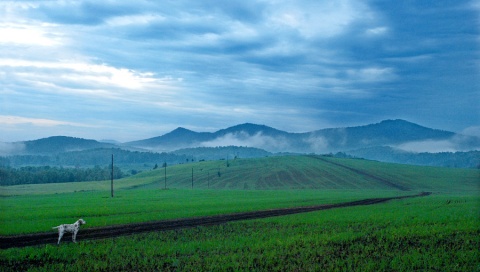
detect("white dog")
[52,219,86,244]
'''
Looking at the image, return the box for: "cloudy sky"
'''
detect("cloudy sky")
[1,0,479,142]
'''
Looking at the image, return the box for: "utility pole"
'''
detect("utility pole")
[111,154,114,198]
[164,162,167,189]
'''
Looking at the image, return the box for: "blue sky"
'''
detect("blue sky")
[1,0,479,142]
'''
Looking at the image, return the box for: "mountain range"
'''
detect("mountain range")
[126,119,478,153]
[1,119,479,168]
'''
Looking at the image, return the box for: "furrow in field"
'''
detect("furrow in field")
[308,155,410,191]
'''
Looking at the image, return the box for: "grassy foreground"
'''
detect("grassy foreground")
[1,156,479,271]
[1,194,478,271]
[0,189,408,235]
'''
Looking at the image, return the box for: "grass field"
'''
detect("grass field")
[0,189,407,235]
[2,155,478,195]
[1,155,479,271]
[1,194,478,271]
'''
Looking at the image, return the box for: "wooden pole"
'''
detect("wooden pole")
[111,154,114,198]
[164,162,167,189]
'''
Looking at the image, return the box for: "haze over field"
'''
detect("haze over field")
[1,1,479,142]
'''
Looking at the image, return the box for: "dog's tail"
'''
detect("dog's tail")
[52,226,60,229]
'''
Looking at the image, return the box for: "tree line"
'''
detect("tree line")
[0,165,124,186]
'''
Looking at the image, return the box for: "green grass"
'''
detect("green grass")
[1,156,479,271]
[1,194,478,271]
[0,189,408,235]
[3,155,478,195]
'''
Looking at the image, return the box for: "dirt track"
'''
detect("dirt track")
[0,192,431,249]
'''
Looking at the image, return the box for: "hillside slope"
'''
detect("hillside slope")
[3,156,478,196]
[122,156,479,193]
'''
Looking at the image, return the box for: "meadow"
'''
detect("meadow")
[1,155,479,271]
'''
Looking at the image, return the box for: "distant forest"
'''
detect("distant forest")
[343,148,480,169]
[0,165,124,186]
[0,146,273,185]
[0,146,271,168]
[0,148,185,167]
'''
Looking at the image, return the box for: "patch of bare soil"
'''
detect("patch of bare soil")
[0,192,430,249]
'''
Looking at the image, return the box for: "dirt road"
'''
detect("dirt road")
[0,192,431,249]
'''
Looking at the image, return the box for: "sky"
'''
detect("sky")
[1,0,479,142]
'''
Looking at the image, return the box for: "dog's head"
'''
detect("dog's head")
[78,219,86,225]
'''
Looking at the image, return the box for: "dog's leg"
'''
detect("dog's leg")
[73,229,78,243]
[57,229,64,245]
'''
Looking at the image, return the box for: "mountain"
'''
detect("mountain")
[215,123,291,138]
[3,120,479,168]
[14,136,117,155]
[304,119,457,152]
[126,123,292,151]
[127,119,479,154]
[127,127,213,151]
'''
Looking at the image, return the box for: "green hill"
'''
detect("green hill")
[121,155,478,194]
[2,155,478,196]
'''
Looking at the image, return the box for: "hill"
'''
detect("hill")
[9,136,116,155]
[121,155,479,194]
[3,155,478,195]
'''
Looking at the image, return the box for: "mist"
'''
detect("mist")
[394,135,480,153]
[200,132,292,153]
[0,142,26,156]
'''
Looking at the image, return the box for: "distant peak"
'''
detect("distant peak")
[173,127,190,131]
[379,119,412,124]
[166,127,198,135]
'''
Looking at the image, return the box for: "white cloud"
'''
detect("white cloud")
[0,23,63,46]
[304,135,330,153]
[0,115,95,128]
[0,141,25,155]
[461,126,480,137]
[0,58,182,104]
[346,67,396,82]
[106,14,165,27]
[395,135,480,153]
[265,0,371,39]
[395,139,458,153]
[200,132,290,152]
[365,26,388,36]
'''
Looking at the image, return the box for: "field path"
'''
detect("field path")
[309,156,411,191]
[0,192,431,249]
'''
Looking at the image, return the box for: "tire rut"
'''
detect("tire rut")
[0,192,431,249]
[308,155,410,191]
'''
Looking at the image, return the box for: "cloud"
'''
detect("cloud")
[0,23,62,46]
[0,58,182,106]
[365,26,388,36]
[345,67,396,83]
[395,139,459,153]
[0,141,25,156]
[200,132,291,152]
[264,0,372,39]
[395,134,480,153]
[461,126,480,138]
[0,115,94,128]
[303,135,330,153]
[1,0,478,143]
